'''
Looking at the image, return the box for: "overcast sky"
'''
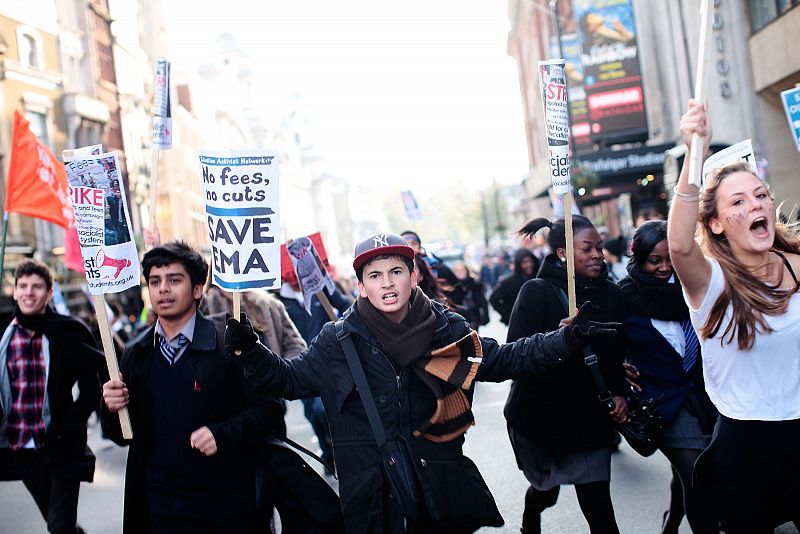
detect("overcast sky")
[163,0,529,193]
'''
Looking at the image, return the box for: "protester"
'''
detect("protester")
[0,259,104,534]
[101,242,280,533]
[504,216,628,534]
[489,248,539,325]
[602,236,629,283]
[412,253,446,303]
[619,220,718,534]
[225,232,621,533]
[278,280,351,474]
[449,261,490,331]
[400,230,459,290]
[479,255,498,292]
[668,100,800,533]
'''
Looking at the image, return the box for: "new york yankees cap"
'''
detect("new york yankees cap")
[352,233,416,271]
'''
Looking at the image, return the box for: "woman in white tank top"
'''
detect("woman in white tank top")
[667,100,800,533]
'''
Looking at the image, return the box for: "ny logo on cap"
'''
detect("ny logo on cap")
[373,234,390,248]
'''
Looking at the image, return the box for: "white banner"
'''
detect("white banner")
[702,139,756,185]
[198,150,281,291]
[287,236,335,314]
[539,59,572,194]
[63,150,140,295]
[152,57,172,149]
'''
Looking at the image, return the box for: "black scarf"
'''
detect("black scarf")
[357,288,482,443]
[618,263,689,322]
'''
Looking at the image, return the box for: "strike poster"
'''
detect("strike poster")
[63,150,140,295]
[152,57,172,149]
[574,0,647,144]
[701,139,756,186]
[539,60,572,194]
[198,150,280,291]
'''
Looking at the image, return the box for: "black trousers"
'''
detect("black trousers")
[10,448,82,534]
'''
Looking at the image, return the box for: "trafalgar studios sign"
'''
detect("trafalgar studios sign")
[580,144,672,177]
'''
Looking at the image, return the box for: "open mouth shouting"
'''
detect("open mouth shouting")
[382,292,399,305]
[750,216,770,239]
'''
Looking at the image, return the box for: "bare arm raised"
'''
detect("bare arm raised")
[667,99,712,309]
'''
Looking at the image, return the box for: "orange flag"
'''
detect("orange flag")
[5,110,73,228]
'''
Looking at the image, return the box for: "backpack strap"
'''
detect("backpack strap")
[335,320,388,447]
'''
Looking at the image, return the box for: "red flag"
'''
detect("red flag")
[5,111,73,228]
[63,225,84,273]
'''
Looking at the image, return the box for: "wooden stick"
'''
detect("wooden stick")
[687,0,713,187]
[563,192,577,318]
[148,148,160,230]
[92,294,132,439]
[318,291,338,322]
[232,292,241,321]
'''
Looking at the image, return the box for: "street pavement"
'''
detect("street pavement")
[1,313,797,533]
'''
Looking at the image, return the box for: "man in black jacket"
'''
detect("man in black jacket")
[226,233,619,533]
[0,259,103,534]
[102,242,278,533]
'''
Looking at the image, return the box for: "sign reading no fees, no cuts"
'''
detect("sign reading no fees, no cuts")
[198,150,281,291]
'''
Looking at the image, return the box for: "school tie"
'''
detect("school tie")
[160,333,189,365]
[680,319,699,373]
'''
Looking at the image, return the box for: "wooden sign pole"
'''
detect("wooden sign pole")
[148,148,160,232]
[93,294,133,439]
[563,192,577,318]
[687,0,713,187]
[232,292,241,322]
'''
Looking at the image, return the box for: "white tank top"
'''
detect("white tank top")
[686,257,800,421]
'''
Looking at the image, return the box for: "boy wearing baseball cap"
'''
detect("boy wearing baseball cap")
[226,233,619,533]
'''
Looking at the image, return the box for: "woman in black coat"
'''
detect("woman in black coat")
[490,248,539,325]
[504,216,628,533]
[620,221,718,534]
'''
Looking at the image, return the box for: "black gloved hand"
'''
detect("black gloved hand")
[225,312,259,355]
[565,301,622,350]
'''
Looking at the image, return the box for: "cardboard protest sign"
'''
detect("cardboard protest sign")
[286,236,335,315]
[401,190,422,221]
[539,60,572,195]
[198,150,280,291]
[152,57,172,149]
[780,87,800,153]
[701,139,756,185]
[63,150,140,295]
[280,232,330,287]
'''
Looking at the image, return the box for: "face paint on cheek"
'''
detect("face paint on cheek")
[725,210,747,225]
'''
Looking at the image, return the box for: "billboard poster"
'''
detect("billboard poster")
[573,0,648,144]
[551,32,592,154]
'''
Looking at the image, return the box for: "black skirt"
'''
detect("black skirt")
[693,415,800,531]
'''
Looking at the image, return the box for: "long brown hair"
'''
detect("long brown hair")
[698,161,800,349]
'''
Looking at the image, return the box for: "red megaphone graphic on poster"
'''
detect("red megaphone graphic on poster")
[96,250,131,279]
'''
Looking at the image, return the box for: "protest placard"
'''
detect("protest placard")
[280,232,331,288]
[780,87,800,153]
[198,150,280,292]
[701,139,756,185]
[539,60,572,196]
[286,235,335,316]
[63,151,140,295]
[539,58,577,316]
[152,58,172,150]
[63,144,136,439]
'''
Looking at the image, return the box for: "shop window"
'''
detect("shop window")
[749,0,800,32]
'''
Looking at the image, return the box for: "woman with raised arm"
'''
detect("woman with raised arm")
[668,100,800,533]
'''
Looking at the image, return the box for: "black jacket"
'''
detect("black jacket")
[0,308,103,480]
[232,299,579,533]
[504,255,627,451]
[101,312,278,533]
[489,249,539,325]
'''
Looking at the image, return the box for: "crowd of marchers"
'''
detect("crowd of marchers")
[1,99,799,534]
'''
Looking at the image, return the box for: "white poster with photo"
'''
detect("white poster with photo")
[198,150,281,291]
[287,236,335,314]
[63,150,140,295]
[701,139,756,185]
